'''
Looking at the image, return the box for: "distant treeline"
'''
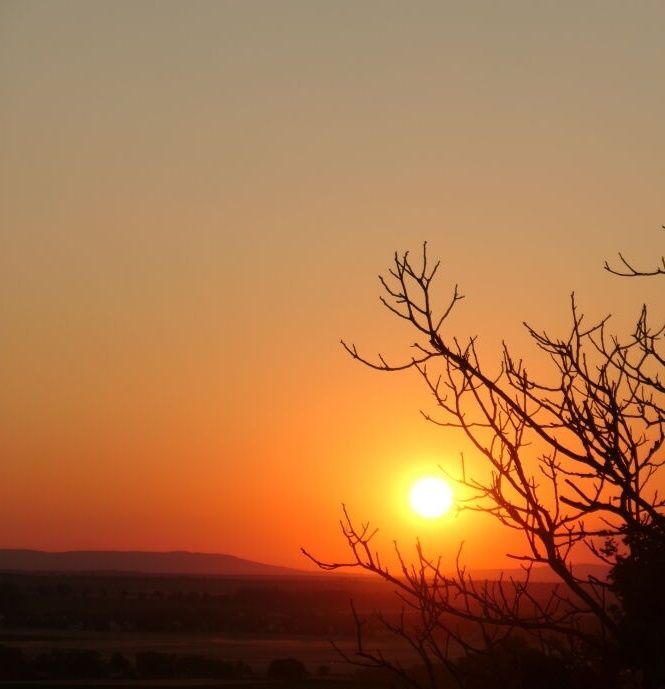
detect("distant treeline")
[0,644,403,687]
[0,645,252,681]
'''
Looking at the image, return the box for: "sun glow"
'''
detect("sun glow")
[409,477,453,518]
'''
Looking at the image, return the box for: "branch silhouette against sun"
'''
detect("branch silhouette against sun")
[302,235,665,689]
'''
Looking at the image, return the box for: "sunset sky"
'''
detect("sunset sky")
[2,1,663,570]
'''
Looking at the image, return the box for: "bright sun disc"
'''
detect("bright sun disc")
[409,477,453,518]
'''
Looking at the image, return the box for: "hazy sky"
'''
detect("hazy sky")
[1,1,663,569]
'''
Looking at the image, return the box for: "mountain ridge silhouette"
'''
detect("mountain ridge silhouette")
[0,549,308,576]
[0,549,609,581]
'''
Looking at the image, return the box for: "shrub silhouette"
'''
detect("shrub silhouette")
[267,657,307,681]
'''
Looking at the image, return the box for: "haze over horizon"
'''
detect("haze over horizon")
[0,548,609,583]
[2,1,663,570]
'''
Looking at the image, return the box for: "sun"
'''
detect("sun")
[409,476,453,518]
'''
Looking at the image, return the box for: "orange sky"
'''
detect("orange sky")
[1,1,664,571]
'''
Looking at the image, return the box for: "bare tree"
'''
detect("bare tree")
[304,238,665,689]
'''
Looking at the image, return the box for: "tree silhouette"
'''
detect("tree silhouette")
[304,235,665,689]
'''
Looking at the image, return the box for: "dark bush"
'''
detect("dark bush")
[610,523,665,688]
[267,657,307,681]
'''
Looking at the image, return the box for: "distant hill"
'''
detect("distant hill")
[0,549,309,577]
[0,550,609,582]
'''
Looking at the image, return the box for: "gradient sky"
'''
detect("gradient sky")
[1,1,663,570]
